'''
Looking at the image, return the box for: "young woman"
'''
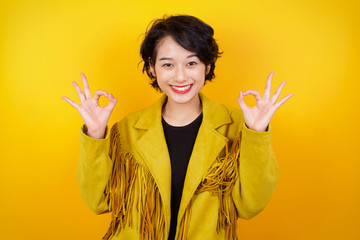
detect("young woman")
[62,15,293,240]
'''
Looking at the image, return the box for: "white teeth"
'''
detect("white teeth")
[171,85,191,91]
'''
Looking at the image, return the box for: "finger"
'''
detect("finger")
[80,73,92,99]
[274,93,294,109]
[105,93,118,111]
[72,81,86,102]
[263,72,273,99]
[93,90,109,103]
[237,91,248,111]
[243,89,262,101]
[61,96,80,110]
[270,81,287,104]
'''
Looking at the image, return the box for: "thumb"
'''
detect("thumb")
[237,91,248,111]
[105,93,117,111]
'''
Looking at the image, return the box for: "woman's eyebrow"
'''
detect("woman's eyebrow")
[159,54,198,61]
[159,57,173,61]
[186,54,198,58]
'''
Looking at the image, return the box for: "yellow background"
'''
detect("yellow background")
[1,0,359,239]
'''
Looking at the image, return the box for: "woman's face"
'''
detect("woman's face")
[150,36,209,106]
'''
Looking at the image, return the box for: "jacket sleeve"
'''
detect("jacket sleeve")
[231,122,279,220]
[76,124,113,215]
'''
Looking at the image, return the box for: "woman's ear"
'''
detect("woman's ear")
[150,62,156,77]
[206,64,211,75]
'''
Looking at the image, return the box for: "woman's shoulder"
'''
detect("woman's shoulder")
[223,104,243,122]
[201,93,244,124]
[111,109,145,131]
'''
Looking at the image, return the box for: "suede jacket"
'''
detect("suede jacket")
[76,92,279,240]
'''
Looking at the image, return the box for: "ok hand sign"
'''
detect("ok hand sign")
[237,72,293,132]
[61,73,117,139]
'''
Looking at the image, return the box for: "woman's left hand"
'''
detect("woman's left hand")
[237,72,294,132]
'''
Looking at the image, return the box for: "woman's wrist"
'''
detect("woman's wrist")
[245,123,268,132]
[86,126,106,139]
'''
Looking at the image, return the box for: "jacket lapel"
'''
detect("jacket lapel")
[177,92,232,223]
[133,94,172,229]
[131,92,233,231]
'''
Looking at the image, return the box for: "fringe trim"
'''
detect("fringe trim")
[102,125,166,240]
[176,199,192,240]
[176,131,242,240]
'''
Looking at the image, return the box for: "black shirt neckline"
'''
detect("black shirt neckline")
[161,112,203,129]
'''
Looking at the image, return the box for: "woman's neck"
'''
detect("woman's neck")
[162,95,202,126]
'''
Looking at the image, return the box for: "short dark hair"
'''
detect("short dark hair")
[140,15,222,91]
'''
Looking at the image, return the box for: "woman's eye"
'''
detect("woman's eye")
[163,63,173,67]
[188,61,197,66]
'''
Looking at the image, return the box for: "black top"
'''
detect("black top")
[162,113,203,240]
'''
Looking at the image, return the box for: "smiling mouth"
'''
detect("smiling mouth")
[170,84,193,94]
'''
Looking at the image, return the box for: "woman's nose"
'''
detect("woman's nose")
[174,66,186,83]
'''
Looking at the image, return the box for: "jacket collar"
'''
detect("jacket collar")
[133,92,233,230]
[134,92,232,130]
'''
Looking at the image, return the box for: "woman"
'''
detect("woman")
[62,15,293,240]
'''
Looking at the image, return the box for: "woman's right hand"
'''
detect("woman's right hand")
[61,73,117,139]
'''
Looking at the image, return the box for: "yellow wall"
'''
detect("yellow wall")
[1,0,359,239]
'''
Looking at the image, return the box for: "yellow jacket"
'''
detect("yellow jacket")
[76,92,278,240]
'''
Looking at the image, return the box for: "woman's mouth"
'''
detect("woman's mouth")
[170,84,192,94]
